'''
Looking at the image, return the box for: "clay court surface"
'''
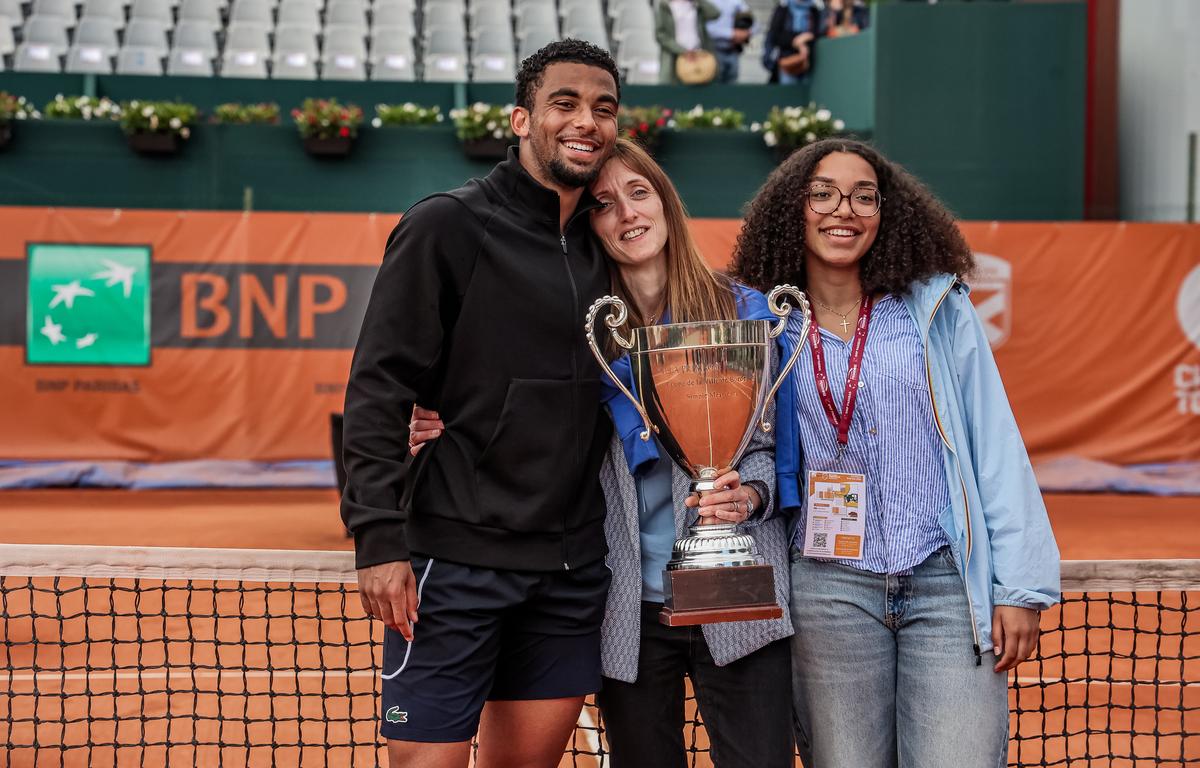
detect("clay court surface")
[0,489,1196,767]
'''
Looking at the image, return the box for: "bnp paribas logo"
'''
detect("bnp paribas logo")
[26,243,152,366]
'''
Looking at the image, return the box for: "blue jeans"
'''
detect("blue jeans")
[789,547,1009,768]
[713,48,740,84]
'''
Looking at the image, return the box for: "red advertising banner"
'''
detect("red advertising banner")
[1,208,1197,465]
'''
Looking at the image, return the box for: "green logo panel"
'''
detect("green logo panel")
[26,244,152,366]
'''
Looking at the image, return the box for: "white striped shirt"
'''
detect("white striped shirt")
[785,294,951,575]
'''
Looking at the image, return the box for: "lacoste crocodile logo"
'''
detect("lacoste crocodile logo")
[385,706,408,724]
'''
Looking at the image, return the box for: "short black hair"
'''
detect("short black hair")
[515,39,621,111]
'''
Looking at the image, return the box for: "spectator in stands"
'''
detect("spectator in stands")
[824,0,869,36]
[656,0,720,84]
[705,0,754,83]
[342,40,622,768]
[732,138,1060,768]
[408,138,796,768]
[763,0,821,85]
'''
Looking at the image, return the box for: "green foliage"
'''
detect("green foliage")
[291,98,365,140]
[449,102,515,142]
[213,102,280,124]
[118,100,199,138]
[618,105,673,147]
[0,92,41,122]
[44,95,120,121]
[373,102,443,127]
[672,105,744,131]
[756,104,845,150]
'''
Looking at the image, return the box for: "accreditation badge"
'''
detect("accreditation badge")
[802,470,866,560]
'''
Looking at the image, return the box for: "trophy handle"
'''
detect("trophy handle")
[585,295,657,442]
[759,284,812,433]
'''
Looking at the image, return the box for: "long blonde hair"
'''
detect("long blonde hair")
[602,138,738,334]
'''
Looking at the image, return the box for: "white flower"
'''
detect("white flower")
[492,128,504,139]
[130,100,139,109]
[180,127,190,139]
[472,102,486,113]
[75,96,88,108]
[404,102,415,110]
[798,116,809,128]
[82,106,92,120]
[750,121,762,132]
[711,115,722,126]
[833,119,845,131]
[787,119,799,132]
[667,119,676,128]
[502,104,514,115]
[142,106,155,117]
[169,117,182,129]
[436,113,445,122]
[54,93,64,101]
[372,117,383,128]
[816,108,831,122]
[15,111,26,120]
[486,120,496,130]
[763,130,777,147]
[321,119,329,126]
[805,131,815,142]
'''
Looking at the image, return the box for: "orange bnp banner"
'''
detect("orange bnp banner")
[0,208,1197,466]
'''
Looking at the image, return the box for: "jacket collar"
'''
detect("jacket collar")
[486,145,602,227]
[901,273,968,336]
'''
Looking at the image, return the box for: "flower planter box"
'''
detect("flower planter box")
[0,123,13,150]
[460,136,512,161]
[303,136,354,157]
[128,131,181,155]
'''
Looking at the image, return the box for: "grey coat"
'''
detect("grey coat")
[597,399,794,683]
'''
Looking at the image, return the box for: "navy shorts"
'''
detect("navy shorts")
[379,553,610,743]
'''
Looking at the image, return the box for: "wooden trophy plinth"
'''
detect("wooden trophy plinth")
[659,564,782,626]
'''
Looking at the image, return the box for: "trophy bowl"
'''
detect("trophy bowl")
[585,285,810,625]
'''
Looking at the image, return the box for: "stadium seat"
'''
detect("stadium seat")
[129,0,174,25]
[66,43,114,72]
[373,0,415,16]
[22,17,71,56]
[274,23,318,54]
[424,51,465,81]
[224,23,271,55]
[173,20,219,56]
[229,0,273,27]
[178,0,224,32]
[123,19,170,56]
[323,50,366,79]
[326,2,368,30]
[31,0,77,24]
[472,24,511,53]
[15,42,61,71]
[74,17,120,56]
[469,4,509,39]
[167,46,215,75]
[425,25,466,54]
[0,22,13,57]
[277,2,320,29]
[471,51,514,82]
[368,32,412,62]
[515,6,556,43]
[0,0,20,25]
[371,5,415,31]
[516,24,556,60]
[611,3,653,42]
[273,48,316,78]
[371,50,414,80]
[115,45,164,74]
[220,47,268,76]
[370,23,415,50]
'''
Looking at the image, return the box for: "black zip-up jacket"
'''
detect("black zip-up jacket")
[340,149,613,572]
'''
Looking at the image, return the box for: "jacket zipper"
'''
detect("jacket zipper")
[923,279,983,665]
[560,232,579,570]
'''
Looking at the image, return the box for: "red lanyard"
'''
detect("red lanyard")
[808,294,874,447]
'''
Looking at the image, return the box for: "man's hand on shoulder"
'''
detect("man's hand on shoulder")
[357,561,420,640]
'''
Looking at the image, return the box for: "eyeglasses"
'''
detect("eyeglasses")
[805,183,883,217]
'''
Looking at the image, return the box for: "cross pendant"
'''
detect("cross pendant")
[839,317,851,333]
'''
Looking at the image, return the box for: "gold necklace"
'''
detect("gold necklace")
[810,294,862,334]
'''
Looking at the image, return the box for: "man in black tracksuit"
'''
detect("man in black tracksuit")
[340,41,621,768]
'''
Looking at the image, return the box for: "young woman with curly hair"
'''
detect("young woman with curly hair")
[732,138,1060,768]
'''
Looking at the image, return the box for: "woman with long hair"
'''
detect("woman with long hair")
[733,138,1060,767]
[410,138,795,768]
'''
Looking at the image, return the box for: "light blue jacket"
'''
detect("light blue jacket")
[775,273,1060,654]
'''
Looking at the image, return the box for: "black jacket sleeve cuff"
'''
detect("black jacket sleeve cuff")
[352,519,410,569]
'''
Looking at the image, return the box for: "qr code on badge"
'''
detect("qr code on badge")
[812,533,828,549]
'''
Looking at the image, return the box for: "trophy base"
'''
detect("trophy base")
[659,564,782,626]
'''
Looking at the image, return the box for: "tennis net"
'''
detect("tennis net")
[0,544,1195,767]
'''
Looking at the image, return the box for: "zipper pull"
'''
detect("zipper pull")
[560,234,568,254]
[973,643,982,667]
[562,561,570,571]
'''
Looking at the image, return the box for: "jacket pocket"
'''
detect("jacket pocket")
[475,378,579,532]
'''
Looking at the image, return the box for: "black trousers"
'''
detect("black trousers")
[598,602,795,768]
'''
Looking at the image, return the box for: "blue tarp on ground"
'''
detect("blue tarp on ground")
[0,460,337,489]
[0,456,1197,495]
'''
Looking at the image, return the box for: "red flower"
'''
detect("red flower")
[639,122,649,132]
[663,109,673,117]
[291,109,301,118]
[341,111,349,120]
[655,117,665,127]
[339,126,350,137]
[308,115,317,124]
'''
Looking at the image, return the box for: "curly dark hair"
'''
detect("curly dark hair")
[515,39,621,111]
[731,139,973,295]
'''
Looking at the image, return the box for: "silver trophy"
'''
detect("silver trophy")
[585,285,811,625]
